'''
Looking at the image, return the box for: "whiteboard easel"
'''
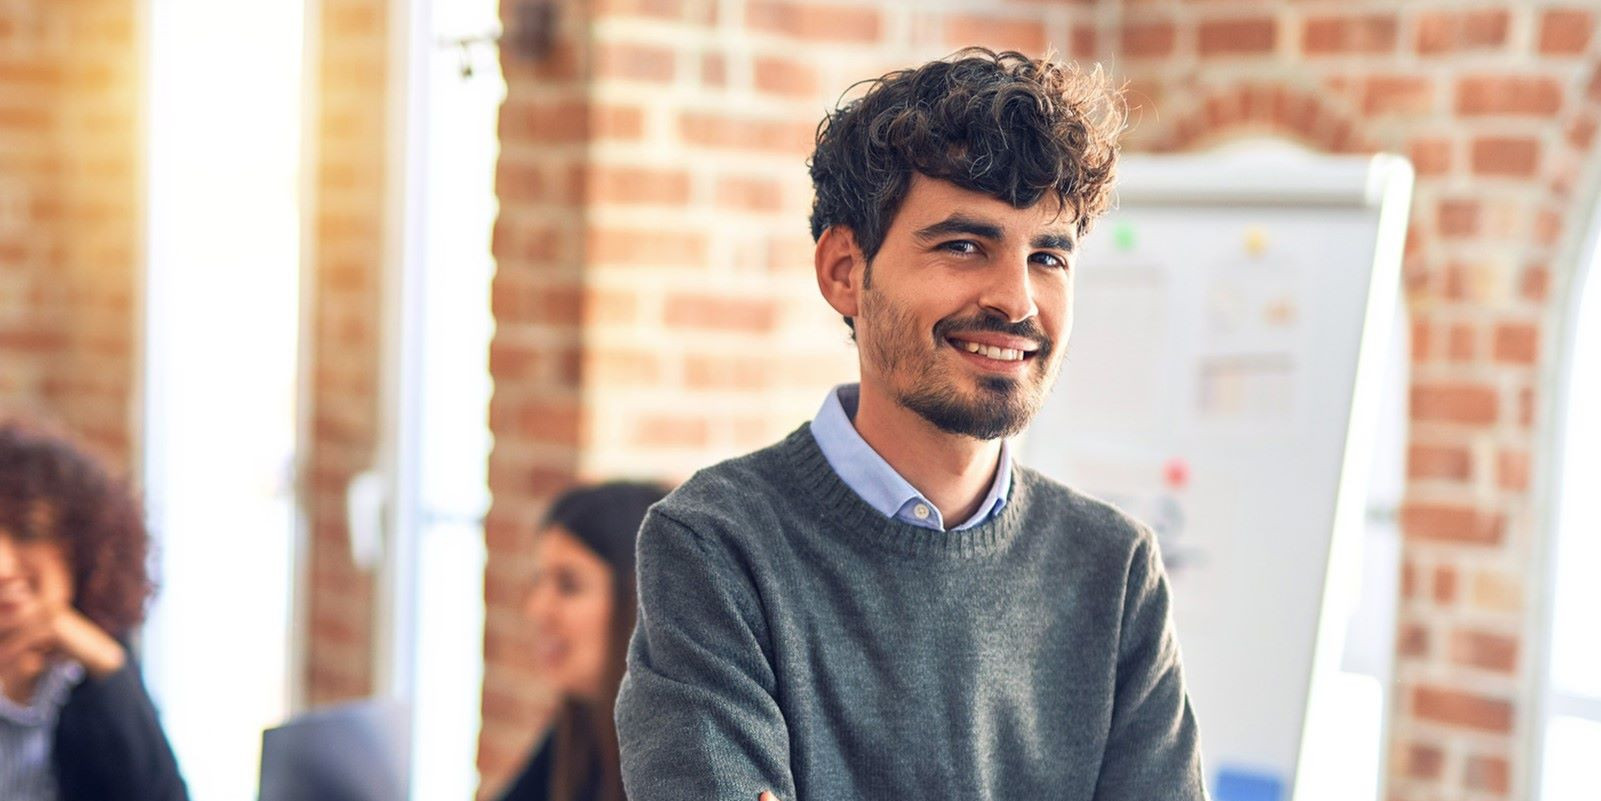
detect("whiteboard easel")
[1019,151,1413,801]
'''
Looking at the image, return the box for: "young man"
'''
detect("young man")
[615,50,1207,800]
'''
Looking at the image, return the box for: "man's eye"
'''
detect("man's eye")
[1033,252,1068,269]
[941,240,979,255]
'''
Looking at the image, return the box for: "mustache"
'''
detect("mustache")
[932,313,1053,357]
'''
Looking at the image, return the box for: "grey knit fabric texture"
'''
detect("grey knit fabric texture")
[616,424,1208,801]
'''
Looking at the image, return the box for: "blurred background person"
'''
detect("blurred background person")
[0,419,187,801]
[497,481,670,801]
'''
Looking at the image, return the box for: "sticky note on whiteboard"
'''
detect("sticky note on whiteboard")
[1214,766,1284,801]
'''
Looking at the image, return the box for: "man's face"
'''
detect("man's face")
[855,175,1075,439]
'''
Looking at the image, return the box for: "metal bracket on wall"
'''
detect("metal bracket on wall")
[436,0,557,78]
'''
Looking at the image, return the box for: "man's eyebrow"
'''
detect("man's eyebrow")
[1032,232,1075,252]
[912,215,1004,243]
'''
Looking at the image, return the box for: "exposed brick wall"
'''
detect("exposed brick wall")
[302,0,390,707]
[0,0,139,467]
[1109,3,1601,799]
[478,1,1098,794]
[264,0,1601,797]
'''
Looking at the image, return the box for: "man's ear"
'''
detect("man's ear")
[815,225,866,321]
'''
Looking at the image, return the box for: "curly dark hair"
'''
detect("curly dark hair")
[0,418,154,637]
[808,48,1126,330]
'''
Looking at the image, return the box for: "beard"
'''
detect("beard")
[859,290,1060,440]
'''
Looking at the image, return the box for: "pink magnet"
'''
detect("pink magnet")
[1163,457,1190,490]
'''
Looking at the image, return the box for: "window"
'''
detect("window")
[1536,211,1601,800]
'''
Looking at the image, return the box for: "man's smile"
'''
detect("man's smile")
[944,332,1042,364]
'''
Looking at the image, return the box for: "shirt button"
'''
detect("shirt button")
[912,504,931,520]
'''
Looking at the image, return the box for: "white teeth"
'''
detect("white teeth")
[957,340,1025,361]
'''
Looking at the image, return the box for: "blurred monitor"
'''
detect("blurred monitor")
[258,699,410,801]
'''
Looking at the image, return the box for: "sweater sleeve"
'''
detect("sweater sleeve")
[615,510,795,801]
[1092,529,1209,801]
[52,655,189,801]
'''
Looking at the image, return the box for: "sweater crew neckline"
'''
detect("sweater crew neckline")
[779,423,1030,559]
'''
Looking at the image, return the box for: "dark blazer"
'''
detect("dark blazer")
[497,732,603,801]
[51,656,188,801]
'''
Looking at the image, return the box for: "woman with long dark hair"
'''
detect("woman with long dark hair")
[497,480,669,801]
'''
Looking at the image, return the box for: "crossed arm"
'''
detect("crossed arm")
[614,511,796,801]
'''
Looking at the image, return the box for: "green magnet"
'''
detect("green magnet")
[1112,222,1137,252]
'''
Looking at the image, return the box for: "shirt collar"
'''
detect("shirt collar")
[809,383,1011,531]
[0,660,83,727]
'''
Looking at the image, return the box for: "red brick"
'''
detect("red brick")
[1364,75,1433,115]
[684,355,773,390]
[753,56,818,98]
[664,293,778,333]
[584,348,664,387]
[1404,741,1444,780]
[716,175,784,212]
[1198,18,1276,56]
[1568,115,1598,149]
[1470,136,1540,177]
[1448,322,1476,360]
[1416,9,1510,54]
[1536,206,1563,246]
[1413,685,1513,732]
[1451,629,1519,673]
[701,53,727,87]
[632,414,710,448]
[584,288,638,326]
[1122,22,1176,59]
[595,41,677,83]
[496,162,580,205]
[1304,15,1398,55]
[1539,9,1592,55]
[1408,444,1471,481]
[945,15,1047,54]
[746,2,882,44]
[587,227,708,268]
[594,104,646,140]
[491,278,581,325]
[1521,264,1550,302]
[1408,137,1452,176]
[1492,322,1538,364]
[586,164,691,205]
[1398,622,1430,659]
[1401,502,1504,546]
[596,0,714,23]
[1438,199,1479,237]
[1433,564,1458,604]
[1456,76,1563,116]
[498,99,589,143]
[1072,24,1097,59]
[679,111,815,154]
[1411,318,1435,363]
[1497,449,1530,491]
[1411,382,1497,424]
[1465,754,1511,794]
[507,398,582,445]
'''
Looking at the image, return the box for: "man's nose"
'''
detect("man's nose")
[978,257,1039,323]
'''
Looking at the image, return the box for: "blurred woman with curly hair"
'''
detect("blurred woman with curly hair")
[0,419,187,801]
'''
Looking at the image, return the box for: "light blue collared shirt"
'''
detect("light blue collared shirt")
[0,659,84,801]
[809,383,1012,531]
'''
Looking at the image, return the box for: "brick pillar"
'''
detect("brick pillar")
[303,0,391,706]
[478,0,1097,795]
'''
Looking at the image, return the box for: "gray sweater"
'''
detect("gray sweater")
[616,425,1206,800]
